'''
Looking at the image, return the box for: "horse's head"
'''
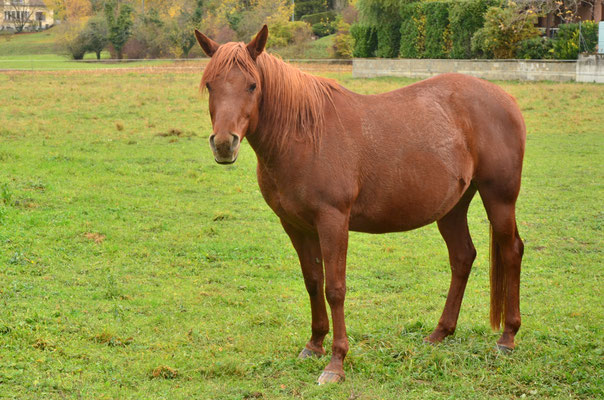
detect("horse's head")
[195,26,268,164]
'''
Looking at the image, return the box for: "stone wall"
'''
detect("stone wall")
[576,54,604,83]
[352,58,602,83]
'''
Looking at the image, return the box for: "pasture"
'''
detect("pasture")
[0,68,602,399]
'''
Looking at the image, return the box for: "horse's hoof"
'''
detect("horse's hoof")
[317,370,345,385]
[423,336,438,345]
[495,343,514,354]
[298,347,323,359]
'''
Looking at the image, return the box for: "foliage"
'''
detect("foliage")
[81,14,109,60]
[125,10,173,59]
[399,2,420,58]
[422,1,451,59]
[237,0,294,42]
[376,21,401,58]
[357,0,411,25]
[553,21,599,60]
[169,0,205,58]
[350,23,377,57]
[295,0,329,20]
[471,4,539,59]
[515,36,553,59]
[104,0,134,59]
[449,0,500,59]
[56,18,89,59]
[266,21,313,51]
[332,19,353,58]
[46,0,93,21]
[299,10,337,25]
[312,20,337,37]
[399,1,453,59]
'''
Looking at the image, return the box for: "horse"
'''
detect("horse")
[193,25,526,384]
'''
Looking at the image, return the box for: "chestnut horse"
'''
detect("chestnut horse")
[194,26,525,384]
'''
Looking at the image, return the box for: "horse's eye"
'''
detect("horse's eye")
[248,83,257,93]
[205,83,211,91]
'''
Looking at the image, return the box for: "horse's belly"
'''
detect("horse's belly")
[349,154,471,233]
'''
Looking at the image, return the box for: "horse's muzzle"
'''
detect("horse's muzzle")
[209,132,240,164]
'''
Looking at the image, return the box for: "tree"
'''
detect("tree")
[82,14,109,59]
[57,18,89,59]
[169,0,205,57]
[46,0,93,21]
[104,0,134,59]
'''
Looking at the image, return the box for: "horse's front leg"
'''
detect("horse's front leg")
[315,209,350,384]
[281,221,329,357]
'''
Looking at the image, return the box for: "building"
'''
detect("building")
[538,0,604,36]
[1,0,54,32]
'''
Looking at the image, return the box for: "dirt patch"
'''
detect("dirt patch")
[33,338,56,351]
[92,332,133,347]
[156,128,197,138]
[84,232,105,244]
[150,365,179,380]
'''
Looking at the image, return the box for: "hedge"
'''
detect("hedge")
[449,0,500,59]
[300,11,336,26]
[351,23,378,58]
[399,3,420,58]
[376,21,401,58]
[423,2,451,58]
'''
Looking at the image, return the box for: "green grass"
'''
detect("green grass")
[0,69,602,399]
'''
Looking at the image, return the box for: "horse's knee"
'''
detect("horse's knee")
[304,279,322,297]
[450,245,476,279]
[325,285,345,305]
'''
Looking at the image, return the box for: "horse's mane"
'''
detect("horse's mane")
[201,42,342,152]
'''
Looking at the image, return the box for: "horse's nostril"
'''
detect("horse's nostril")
[209,134,216,150]
[231,133,240,150]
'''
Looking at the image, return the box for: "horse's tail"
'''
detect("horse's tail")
[489,224,506,330]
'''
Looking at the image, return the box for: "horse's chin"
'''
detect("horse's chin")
[215,157,237,165]
[213,146,239,165]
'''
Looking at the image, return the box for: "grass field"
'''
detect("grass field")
[0,66,602,399]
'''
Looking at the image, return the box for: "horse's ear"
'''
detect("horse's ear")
[195,29,219,57]
[246,25,268,61]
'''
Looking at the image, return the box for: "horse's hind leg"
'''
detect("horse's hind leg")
[479,186,524,350]
[426,185,477,343]
[281,221,329,358]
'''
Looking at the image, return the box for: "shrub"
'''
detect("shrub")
[312,20,336,37]
[516,36,554,59]
[376,21,401,58]
[471,5,539,59]
[295,0,329,20]
[267,21,312,52]
[350,23,377,57]
[553,21,598,60]
[332,19,353,59]
[57,19,88,60]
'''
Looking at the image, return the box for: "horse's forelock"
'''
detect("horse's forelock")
[201,42,261,91]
